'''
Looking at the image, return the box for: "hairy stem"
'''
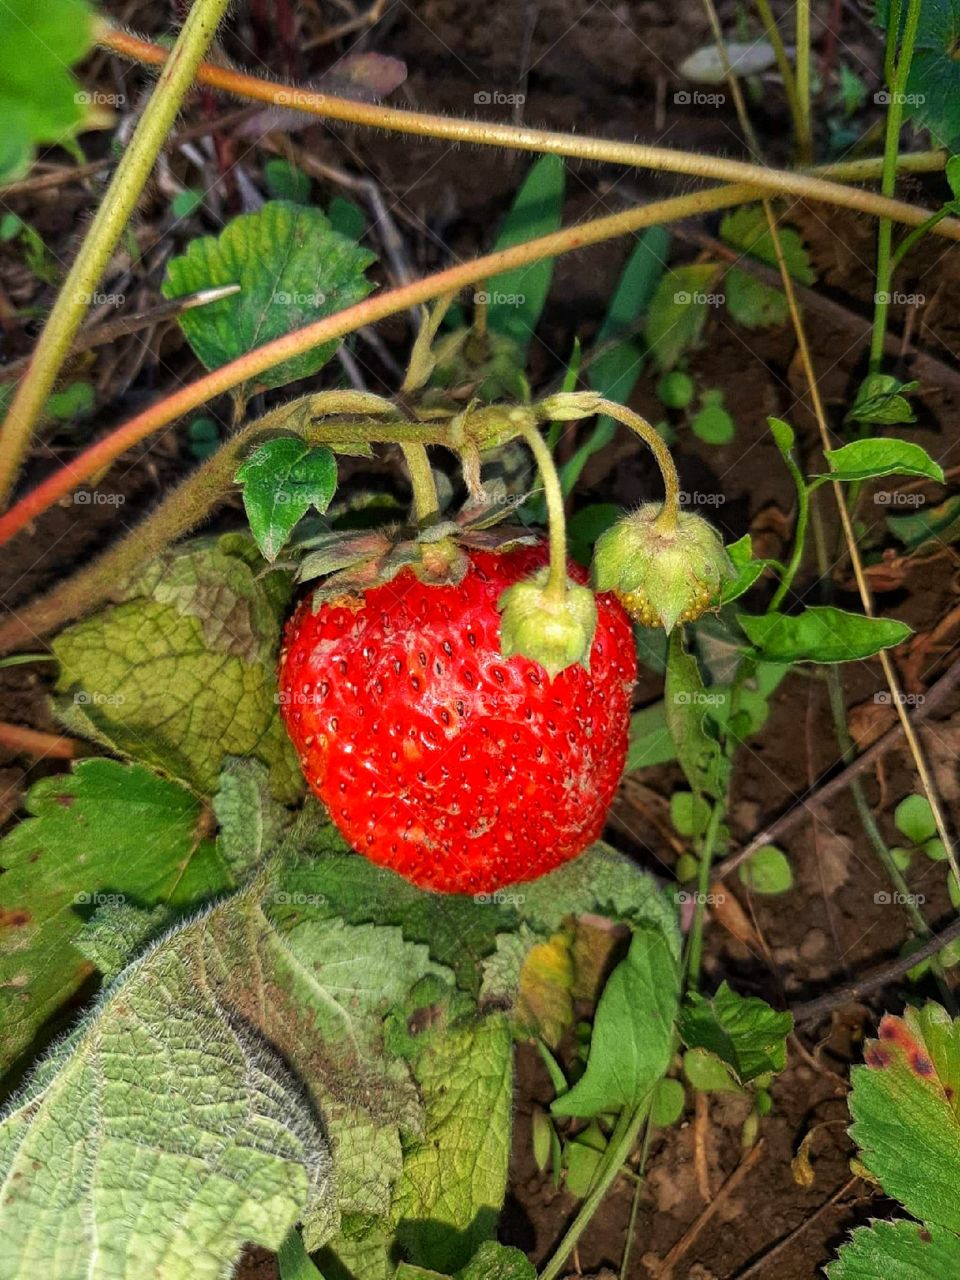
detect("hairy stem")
[517,420,569,599]
[0,0,232,507]
[399,443,440,526]
[0,190,741,545]
[96,24,960,238]
[593,399,682,532]
[0,397,455,653]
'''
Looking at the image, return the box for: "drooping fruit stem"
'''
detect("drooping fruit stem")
[594,399,682,534]
[399,442,440,527]
[516,418,569,600]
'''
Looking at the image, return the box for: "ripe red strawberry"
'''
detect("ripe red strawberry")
[278,541,636,894]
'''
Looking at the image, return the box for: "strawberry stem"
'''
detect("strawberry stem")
[593,399,682,534]
[516,417,568,600]
[400,443,440,527]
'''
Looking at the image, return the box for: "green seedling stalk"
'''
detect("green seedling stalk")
[538,1105,649,1280]
[685,799,726,991]
[795,0,814,164]
[869,0,925,373]
[753,0,803,146]
[0,0,232,508]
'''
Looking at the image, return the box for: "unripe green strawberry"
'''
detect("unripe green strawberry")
[278,542,636,894]
[592,504,734,631]
[498,569,598,678]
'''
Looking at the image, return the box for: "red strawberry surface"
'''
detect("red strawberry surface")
[278,542,636,894]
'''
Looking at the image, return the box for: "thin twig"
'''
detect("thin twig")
[791,913,960,1026]
[653,1141,766,1279]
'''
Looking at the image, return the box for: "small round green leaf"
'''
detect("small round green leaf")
[894,794,937,845]
[738,845,792,895]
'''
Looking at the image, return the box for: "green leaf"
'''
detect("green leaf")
[213,757,292,880]
[737,606,912,663]
[690,397,735,445]
[0,0,95,183]
[625,700,677,771]
[236,438,338,561]
[678,981,793,1084]
[552,925,680,1117]
[650,1077,686,1126]
[719,534,768,605]
[829,1219,960,1280]
[52,534,302,801]
[645,263,721,371]
[516,840,680,948]
[162,201,375,394]
[46,379,94,421]
[484,154,565,355]
[278,1229,325,1280]
[719,205,815,283]
[264,158,312,204]
[0,899,331,1280]
[670,791,711,838]
[683,1046,741,1093]
[393,1014,513,1272]
[172,188,204,219]
[768,415,795,455]
[737,844,793,894]
[567,502,621,566]
[657,370,694,408]
[823,438,944,484]
[847,373,918,427]
[849,1002,960,1232]
[948,154,960,200]
[887,495,960,552]
[895,794,938,845]
[664,630,728,800]
[0,758,229,1073]
[455,1241,536,1279]
[719,203,815,329]
[328,195,366,241]
[725,270,788,328]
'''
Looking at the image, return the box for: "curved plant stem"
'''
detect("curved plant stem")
[97,25,960,238]
[0,190,743,547]
[0,0,232,508]
[0,397,452,653]
[593,399,682,532]
[769,466,810,610]
[869,0,924,373]
[399,443,440,526]
[538,1104,648,1280]
[517,421,568,599]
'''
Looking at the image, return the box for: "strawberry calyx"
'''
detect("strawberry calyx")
[292,491,539,607]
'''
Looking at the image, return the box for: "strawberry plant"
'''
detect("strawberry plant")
[1,1,960,1276]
